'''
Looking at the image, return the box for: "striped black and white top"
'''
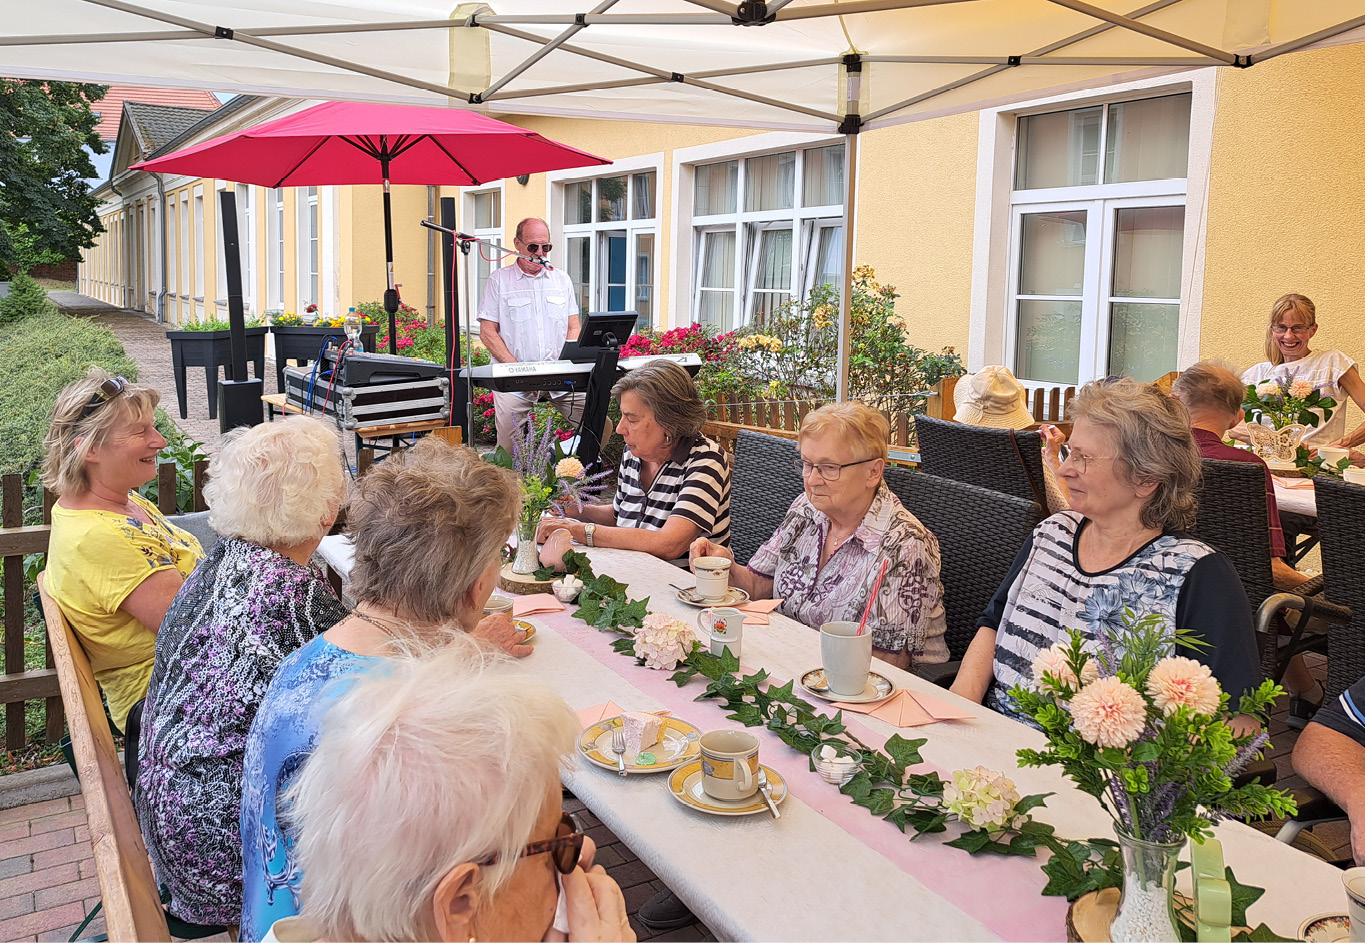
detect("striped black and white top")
[981,511,1260,723]
[613,435,732,546]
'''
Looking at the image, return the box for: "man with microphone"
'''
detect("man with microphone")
[478,216,584,452]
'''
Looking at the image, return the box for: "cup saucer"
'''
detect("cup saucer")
[667,759,787,816]
[675,587,750,608]
[800,668,895,704]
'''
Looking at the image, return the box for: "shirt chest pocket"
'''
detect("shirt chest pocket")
[545,293,570,321]
[506,293,536,323]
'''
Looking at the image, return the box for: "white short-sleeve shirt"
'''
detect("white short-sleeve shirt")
[477,262,580,363]
[1242,348,1357,446]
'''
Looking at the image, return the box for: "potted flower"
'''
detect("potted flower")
[165,315,268,420]
[1010,614,1294,942]
[485,419,610,574]
[269,308,380,393]
[1242,375,1336,462]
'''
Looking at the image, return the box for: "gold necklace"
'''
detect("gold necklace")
[350,607,399,636]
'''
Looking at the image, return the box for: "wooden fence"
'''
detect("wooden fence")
[0,462,208,752]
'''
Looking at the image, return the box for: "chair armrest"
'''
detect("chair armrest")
[914,659,961,688]
[1292,573,1325,597]
[1290,787,1347,825]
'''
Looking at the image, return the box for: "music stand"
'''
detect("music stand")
[572,312,638,466]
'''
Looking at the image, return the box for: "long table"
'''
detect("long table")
[316,538,1345,941]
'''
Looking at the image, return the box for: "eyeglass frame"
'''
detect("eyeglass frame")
[1057,444,1118,474]
[473,812,585,875]
[78,376,128,420]
[792,456,879,482]
[1270,323,1314,336]
[522,242,553,254]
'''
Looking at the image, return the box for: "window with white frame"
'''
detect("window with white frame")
[298,186,319,307]
[178,194,189,296]
[690,144,844,331]
[267,188,284,310]
[466,186,502,318]
[166,198,177,296]
[1008,92,1190,385]
[562,171,657,329]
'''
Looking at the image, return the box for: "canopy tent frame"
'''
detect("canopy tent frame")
[14,0,1365,401]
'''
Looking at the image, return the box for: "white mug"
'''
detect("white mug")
[698,607,743,659]
[820,620,873,698]
[1319,445,1350,467]
[692,555,731,602]
[1343,867,1365,942]
[1345,466,1365,486]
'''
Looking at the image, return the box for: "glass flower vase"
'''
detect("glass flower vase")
[512,518,540,575]
[1109,827,1184,943]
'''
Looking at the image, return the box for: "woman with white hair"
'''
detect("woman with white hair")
[261,646,633,943]
[240,437,530,942]
[133,416,349,929]
[42,368,203,735]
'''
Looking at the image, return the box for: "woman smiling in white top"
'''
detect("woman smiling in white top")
[1238,293,1365,450]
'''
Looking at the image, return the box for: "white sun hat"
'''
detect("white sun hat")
[953,366,1036,430]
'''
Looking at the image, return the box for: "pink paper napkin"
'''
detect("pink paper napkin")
[736,598,783,625]
[575,700,626,726]
[1276,476,1315,490]
[513,594,565,617]
[832,689,975,728]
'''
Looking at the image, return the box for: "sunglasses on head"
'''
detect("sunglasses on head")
[473,812,584,875]
[523,243,553,254]
[79,376,128,420]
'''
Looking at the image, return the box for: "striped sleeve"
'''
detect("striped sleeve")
[668,448,729,534]
[1310,674,1365,748]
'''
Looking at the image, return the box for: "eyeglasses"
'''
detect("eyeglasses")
[1271,324,1313,336]
[474,813,584,875]
[1058,444,1117,474]
[793,457,878,481]
[78,376,128,420]
[523,242,553,254]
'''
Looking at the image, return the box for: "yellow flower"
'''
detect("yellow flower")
[554,457,585,480]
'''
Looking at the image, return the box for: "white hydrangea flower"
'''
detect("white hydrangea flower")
[632,613,696,670]
[943,766,1025,832]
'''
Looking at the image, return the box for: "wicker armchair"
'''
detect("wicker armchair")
[1190,459,1347,686]
[1304,476,1365,700]
[883,466,1044,680]
[729,430,804,566]
[913,415,1049,505]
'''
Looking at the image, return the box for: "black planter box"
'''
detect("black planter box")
[271,323,383,394]
[166,326,268,420]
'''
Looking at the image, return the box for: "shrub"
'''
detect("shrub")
[0,307,140,475]
[0,271,55,324]
[174,315,264,331]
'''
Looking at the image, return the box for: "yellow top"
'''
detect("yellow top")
[45,491,203,731]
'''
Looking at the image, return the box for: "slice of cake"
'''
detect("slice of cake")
[621,711,662,762]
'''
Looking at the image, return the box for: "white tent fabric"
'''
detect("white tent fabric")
[7,0,1364,398]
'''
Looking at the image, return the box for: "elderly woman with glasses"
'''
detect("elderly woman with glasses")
[1237,293,1365,451]
[42,368,203,735]
[689,403,947,670]
[951,378,1261,728]
[538,359,730,562]
[240,438,531,942]
[256,646,633,943]
[134,417,350,930]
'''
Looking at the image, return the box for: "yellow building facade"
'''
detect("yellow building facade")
[80,41,1365,430]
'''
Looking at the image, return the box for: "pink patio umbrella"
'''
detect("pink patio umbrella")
[134,100,609,354]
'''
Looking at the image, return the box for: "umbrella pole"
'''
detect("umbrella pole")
[382,157,399,354]
[836,131,858,403]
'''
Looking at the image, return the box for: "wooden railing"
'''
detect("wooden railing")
[0,463,208,752]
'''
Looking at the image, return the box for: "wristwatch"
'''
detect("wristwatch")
[584,523,596,547]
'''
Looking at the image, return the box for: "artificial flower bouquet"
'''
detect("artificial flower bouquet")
[1243,375,1335,431]
[485,419,610,535]
[1011,611,1295,845]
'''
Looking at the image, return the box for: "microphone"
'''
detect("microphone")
[526,255,554,271]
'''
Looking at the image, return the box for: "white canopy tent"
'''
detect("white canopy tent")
[7,0,1364,398]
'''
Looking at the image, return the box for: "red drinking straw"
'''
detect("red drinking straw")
[857,559,890,636]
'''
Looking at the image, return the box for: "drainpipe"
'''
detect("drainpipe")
[151,172,168,322]
[426,185,437,326]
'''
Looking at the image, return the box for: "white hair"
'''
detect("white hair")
[204,416,345,547]
[288,643,580,941]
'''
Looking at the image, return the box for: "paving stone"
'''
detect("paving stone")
[610,858,659,890]
[0,830,74,862]
[0,857,31,880]
[0,801,67,828]
[30,842,92,872]
[592,843,625,869]
[28,812,85,838]
[621,881,660,913]
[33,876,101,911]
[0,823,29,843]
[0,864,80,901]
[0,892,34,920]
[0,900,86,941]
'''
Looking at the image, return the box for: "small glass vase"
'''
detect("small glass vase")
[1109,827,1184,943]
[512,518,540,575]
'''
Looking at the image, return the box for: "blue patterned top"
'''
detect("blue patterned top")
[239,635,378,941]
[135,538,347,926]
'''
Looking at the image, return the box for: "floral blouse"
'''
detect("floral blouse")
[747,483,949,663]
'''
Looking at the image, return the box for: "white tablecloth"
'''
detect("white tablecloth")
[1272,475,1318,517]
[314,538,1345,941]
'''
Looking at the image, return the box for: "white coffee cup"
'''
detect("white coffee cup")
[1344,867,1365,942]
[698,607,743,659]
[1320,445,1350,467]
[820,620,874,698]
[1345,466,1365,486]
[700,729,759,801]
[692,555,731,602]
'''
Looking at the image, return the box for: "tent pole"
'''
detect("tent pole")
[837,131,858,404]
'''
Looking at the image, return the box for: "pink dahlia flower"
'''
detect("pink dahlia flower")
[1070,676,1147,748]
[1289,378,1314,399]
[1145,656,1221,717]
[1031,644,1100,690]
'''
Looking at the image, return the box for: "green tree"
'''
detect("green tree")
[0,80,108,273]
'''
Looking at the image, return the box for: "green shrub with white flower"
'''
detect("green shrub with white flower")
[1010,612,1295,844]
